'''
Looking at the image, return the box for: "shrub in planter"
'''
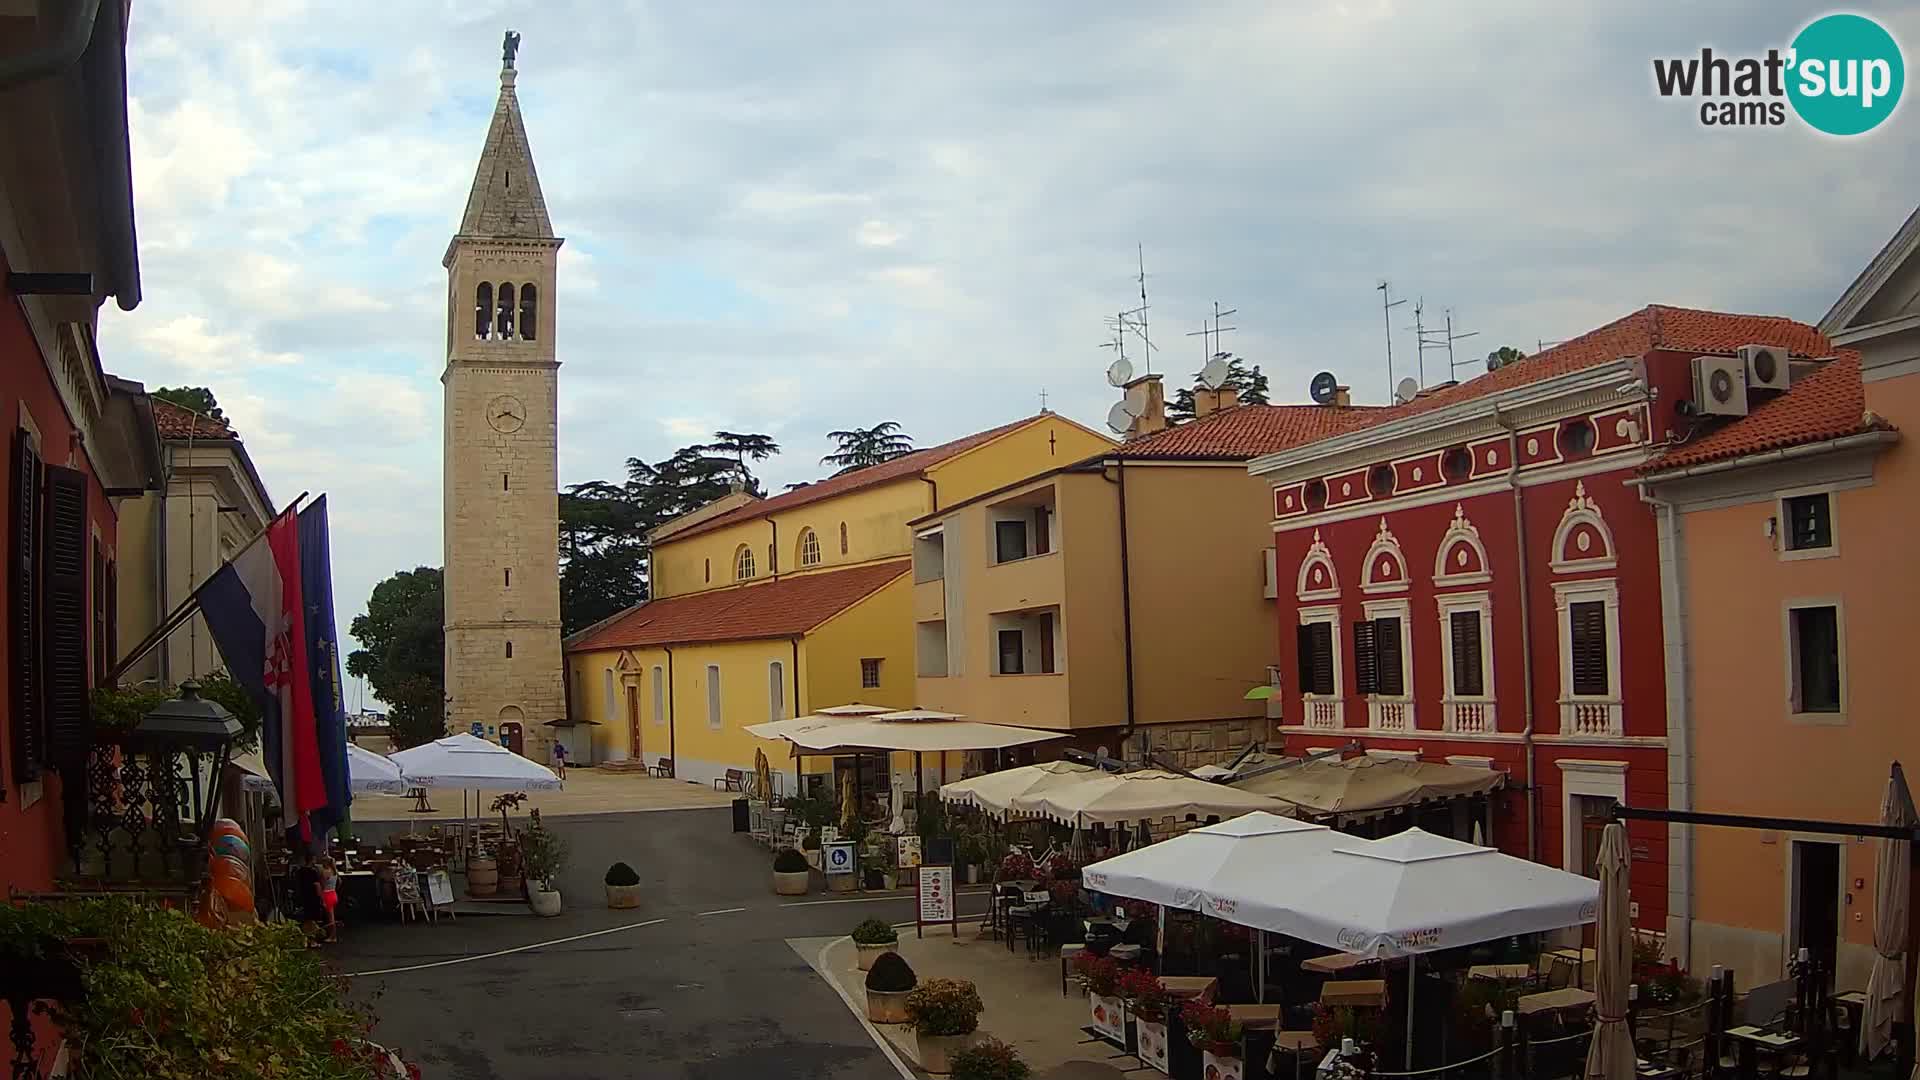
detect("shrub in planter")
[950,1037,1031,1080]
[907,978,985,1074]
[865,950,918,1024]
[851,917,900,970]
[772,846,811,896]
[604,861,642,909]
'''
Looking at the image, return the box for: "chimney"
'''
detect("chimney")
[1331,385,1352,408]
[1193,387,1240,419]
[1123,374,1167,439]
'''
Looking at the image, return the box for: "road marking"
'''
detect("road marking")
[780,888,992,909]
[697,907,747,916]
[343,917,669,977]
[806,937,916,1080]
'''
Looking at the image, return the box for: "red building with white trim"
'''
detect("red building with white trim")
[1251,306,1833,933]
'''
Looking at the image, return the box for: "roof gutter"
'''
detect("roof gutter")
[1632,429,1898,486]
[0,0,101,87]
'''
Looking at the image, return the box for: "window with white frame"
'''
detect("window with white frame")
[1553,578,1622,735]
[652,665,665,726]
[768,660,786,723]
[1296,606,1343,730]
[861,657,882,689]
[735,544,756,580]
[603,668,616,723]
[799,528,822,567]
[706,664,723,729]
[1785,598,1844,721]
[1356,598,1413,730]
[1780,491,1836,559]
[1437,591,1495,733]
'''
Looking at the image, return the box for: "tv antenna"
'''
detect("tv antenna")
[1377,280,1407,401]
[1185,301,1239,366]
[1124,244,1158,374]
[1440,308,1481,376]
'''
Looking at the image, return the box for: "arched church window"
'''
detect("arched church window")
[475,282,493,339]
[798,528,821,567]
[520,284,538,341]
[496,283,516,340]
[735,545,756,581]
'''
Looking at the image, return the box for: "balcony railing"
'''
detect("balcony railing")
[1443,700,1496,734]
[1367,697,1414,732]
[64,730,215,887]
[1302,697,1343,730]
[1561,698,1624,737]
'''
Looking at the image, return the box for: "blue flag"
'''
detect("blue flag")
[298,497,352,841]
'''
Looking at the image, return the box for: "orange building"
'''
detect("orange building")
[1637,205,1917,986]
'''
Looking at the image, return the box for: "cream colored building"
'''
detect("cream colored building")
[115,399,273,686]
[441,44,565,760]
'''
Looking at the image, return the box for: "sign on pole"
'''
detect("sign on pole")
[896,834,922,869]
[824,841,856,877]
[916,863,955,938]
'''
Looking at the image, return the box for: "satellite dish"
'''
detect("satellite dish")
[1309,371,1340,405]
[1394,377,1420,404]
[1106,357,1135,387]
[1106,401,1133,434]
[1200,357,1231,391]
[1122,383,1149,417]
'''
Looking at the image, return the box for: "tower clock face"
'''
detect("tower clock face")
[486,395,527,434]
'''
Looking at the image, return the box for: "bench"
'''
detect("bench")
[714,768,744,792]
[652,757,674,779]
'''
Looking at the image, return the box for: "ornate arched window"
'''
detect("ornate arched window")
[1296,530,1341,602]
[520,283,538,341]
[474,282,493,339]
[496,282,516,340]
[1550,481,1617,573]
[1360,518,1409,594]
[1433,504,1493,587]
[735,544,756,580]
[798,528,822,567]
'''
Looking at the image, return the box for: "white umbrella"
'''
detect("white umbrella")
[229,749,278,796]
[873,708,967,721]
[389,733,562,790]
[346,743,409,795]
[782,717,1064,753]
[814,702,893,716]
[1863,767,1916,1060]
[1080,811,1341,908]
[1585,822,1634,1080]
[1008,769,1288,827]
[743,713,866,741]
[938,761,1099,818]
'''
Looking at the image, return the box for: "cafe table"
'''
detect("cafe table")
[1724,1025,1801,1080]
[1303,951,1378,974]
[1321,979,1388,1008]
[1160,975,1219,1002]
[1516,987,1595,1017]
[1468,963,1534,982]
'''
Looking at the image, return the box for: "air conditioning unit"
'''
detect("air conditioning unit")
[1691,355,1748,417]
[1739,343,1790,392]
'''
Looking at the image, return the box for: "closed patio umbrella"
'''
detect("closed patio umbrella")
[1862,766,1916,1060]
[1584,822,1634,1080]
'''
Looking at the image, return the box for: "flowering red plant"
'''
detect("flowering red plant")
[1117,967,1172,1022]
[1073,952,1122,997]
[999,851,1035,881]
[1181,999,1242,1052]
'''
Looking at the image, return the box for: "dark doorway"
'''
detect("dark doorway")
[1793,840,1842,982]
[500,722,524,756]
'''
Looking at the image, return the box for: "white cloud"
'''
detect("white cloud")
[130,315,300,376]
[856,220,903,247]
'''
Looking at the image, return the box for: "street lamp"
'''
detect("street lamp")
[135,679,242,867]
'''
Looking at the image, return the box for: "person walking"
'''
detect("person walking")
[551,739,568,783]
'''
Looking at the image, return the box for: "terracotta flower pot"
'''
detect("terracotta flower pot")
[773,870,810,896]
[866,988,911,1025]
[606,883,642,909]
[914,1031,978,1075]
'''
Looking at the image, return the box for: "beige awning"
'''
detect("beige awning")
[1010,769,1289,826]
[938,760,1100,818]
[815,702,894,716]
[783,716,1066,753]
[1232,755,1504,817]
[743,713,867,741]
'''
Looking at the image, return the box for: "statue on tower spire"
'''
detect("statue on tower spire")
[502,29,521,71]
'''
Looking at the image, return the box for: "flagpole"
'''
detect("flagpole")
[105,491,311,686]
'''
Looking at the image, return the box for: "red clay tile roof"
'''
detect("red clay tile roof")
[1644,353,1892,472]
[660,415,1055,544]
[1341,305,1834,437]
[152,397,237,440]
[564,559,911,652]
[1112,403,1387,460]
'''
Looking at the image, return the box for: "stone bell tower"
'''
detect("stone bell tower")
[441,30,564,760]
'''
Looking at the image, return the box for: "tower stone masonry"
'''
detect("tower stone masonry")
[441,38,565,760]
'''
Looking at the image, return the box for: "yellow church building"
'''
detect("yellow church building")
[562,413,1113,789]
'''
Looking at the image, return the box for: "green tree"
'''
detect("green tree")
[152,386,224,423]
[821,422,915,475]
[346,567,444,749]
[1168,354,1271,421]
[1486,345,1529,372]
[704,431,781,473]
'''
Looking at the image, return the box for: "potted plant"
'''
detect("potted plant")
[861,844,889,891]
[1120,967,1174,1072]
[772,847,811,896]
[950,1037,1030,1080]
[1075,952,1126,1045]
[494,839,524,896]
[604,861,642,909]
[851,917,899,971]
[865,950,918,1024]
[998,850,1035,883]
[1182,1000,1245,1080]
[956,829,988,885]
[520,810,566,916]
[905,977,984,1075]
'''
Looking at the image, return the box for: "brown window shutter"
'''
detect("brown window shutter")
[41,465,92,765]
[1374,617,1404,696]
[1310,622,1334,696]
[8,431,41,787]
[1570,600,1609,696]
[92,538,105,686]
[1351,620,1378,695]
[1295,623,1315,695]
[1450,611,1484,696]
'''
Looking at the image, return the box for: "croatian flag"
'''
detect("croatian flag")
[199,508,327,835]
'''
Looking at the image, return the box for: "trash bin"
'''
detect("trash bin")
[732,798,750,833]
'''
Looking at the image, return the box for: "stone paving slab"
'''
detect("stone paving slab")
[352,766,737,822]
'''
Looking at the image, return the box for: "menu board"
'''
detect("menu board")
[916,864,955,937]
[896,834,922,869]
[425,870,454,907]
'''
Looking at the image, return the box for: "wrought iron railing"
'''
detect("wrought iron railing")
[63,730,215,886]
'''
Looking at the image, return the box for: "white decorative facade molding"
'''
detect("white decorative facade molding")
[1359,518,1410,595]
[1296,529,1341,601]
[1549,480,1618,573]
[1433,503,1493,587]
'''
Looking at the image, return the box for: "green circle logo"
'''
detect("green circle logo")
[1788,14,1905,135]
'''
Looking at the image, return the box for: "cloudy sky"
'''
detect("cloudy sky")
[99,1,1919,688]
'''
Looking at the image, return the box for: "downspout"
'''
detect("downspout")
[156,443,171,685]
[921,476,939,514]
[0,0,102,87]
[791,637,802,716]
[1638,480,1693,965]
[770,519,778,580]
[663,645,676,776]
[1102,462,1138,755]
[1494,407,1539,862]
